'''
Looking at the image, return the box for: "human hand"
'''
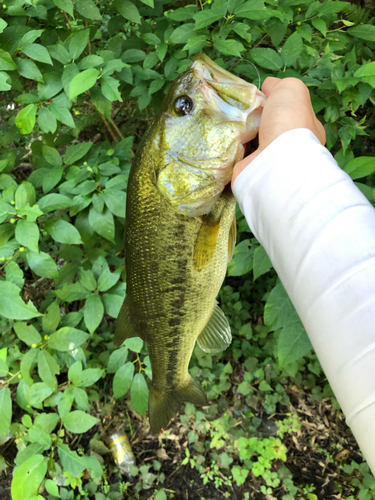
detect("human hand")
[232,77,326,184]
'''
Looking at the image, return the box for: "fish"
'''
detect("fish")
[114,54,266,434]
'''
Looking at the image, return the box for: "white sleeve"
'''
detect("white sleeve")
[233,128,375,475]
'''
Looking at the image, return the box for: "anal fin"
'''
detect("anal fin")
[114,296,143,346]
[197,303,232,353]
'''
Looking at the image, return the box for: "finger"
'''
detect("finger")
[261,77,281,96]
[232,149,262,186]
[314,118,326,146]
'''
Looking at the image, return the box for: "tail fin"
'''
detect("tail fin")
[149,377,206,434]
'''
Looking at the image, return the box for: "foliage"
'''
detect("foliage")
[1,0,375,498]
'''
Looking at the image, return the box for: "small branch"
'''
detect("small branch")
[110,118,124,140]
[112,102,125,120]
[100,113,118,143]
[63,11,73,32]
[85,22,92,54]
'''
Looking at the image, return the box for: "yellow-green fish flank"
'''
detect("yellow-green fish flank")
[115,54,266,433]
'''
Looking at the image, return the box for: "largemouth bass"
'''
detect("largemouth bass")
[114,54,266,433]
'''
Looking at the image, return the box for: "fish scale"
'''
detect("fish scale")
[115,54,266,433]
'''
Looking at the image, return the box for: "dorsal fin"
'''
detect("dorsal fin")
[197,303,232,353]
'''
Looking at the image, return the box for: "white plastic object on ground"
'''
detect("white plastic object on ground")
[233,128,375,475]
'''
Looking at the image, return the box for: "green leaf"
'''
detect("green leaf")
[354,61,375,89]
[45,220,83,244]
[11,454,47,500]
[69,69,99,100]
[89,206,115,242]
[5,261,24,289]
[79,54,105,70]
[53,0,74,16]
[227,239,254,277]
[14,322,42,346]
[281,32,303,67]
[64,142,93,165]
[0,19,7,34]
[233,0,267,20]
[38,193,75,212]
[16,104,37,134]
[0,48,18,70]
[69,29,90,60]
[131,373,148,416]
[278,318,312,367]
[253,245,272,281]
[73,387,90,411]
[16,58,43,82]
[348,24,375,42]
[15,219,39,252]
[45,479,59,497]
[75,0,102,20]
[97,268,121,292]
[38,107,57,133]
[264,282,296,331]
[22,44,52,65]
[101,75,122,102]
[62,410,99,434]
[0,71,11,91]
[26,251,59,279]
[113,362,134,399]
[0,281,41,320]
[38,350,59,390]
[231,465,249,486]
[49,103,75,127]
[19,31,45,49]
[84,294,104,333]
[114,0,141,23]
[57,441,86,477]
[38,73,63,100]
[125,337,143,353]
[48,44,71,65]
[311,18,327,37]
[122,49,146,64]
[34,413,60,434]
[170,24,195,44]
[29,383,54,407]
[56,282,89,302]
[193,8,223,30]
[250,48,283,70]
[48,327,89,351]
[154,490,167,500]
[343,156,375,180]
[182,35,207,55]
[213,38,245,57]
[42,145,62,167]
[0,388,11,437]
[20,348,38,387]
[107,346,128,374]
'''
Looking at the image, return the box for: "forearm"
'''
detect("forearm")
[233,128,375,474]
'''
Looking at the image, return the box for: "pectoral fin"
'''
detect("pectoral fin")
[197,303,232,353]
[114,296,143,346]
[193,218,221,271]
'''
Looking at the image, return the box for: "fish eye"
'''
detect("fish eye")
[174,96,193,115]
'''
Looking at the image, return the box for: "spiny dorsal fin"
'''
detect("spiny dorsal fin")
[114,296,143,346]
[197,303,232,353]
[228,212,237,262]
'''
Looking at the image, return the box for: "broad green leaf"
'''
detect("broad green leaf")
[232,465,249,486]
[15,104,37,134]
[38,107,57,133]
[19,30,44,49]
[170,24,195,44]
[11,454,47,500]
[281,32,303,67]
[101,75,122,102]
[62,410,99,433]
[48,44,71,65]
[22,44,52,65]
[57,386,74,418]
[75,0,102,20]
[79,268,97,291]
[90,86,112,119]
[45,479,59,497]
[166,5,196,21]
[42,300,60,335]
[26,251,59,279]
[64,142,93,165]
[278,318,312,367]
[0,359,8,377]
[142,33,161,45]
[130,373,149,416]
[69,29,90,60]
[125,337,143,353]
[0,48,18,70]
[38,73,63,100]
[154,490,167,500]
[68,361,83,385]
[344,157,375,180]
[233,0,268,20]
[48,327,89,351]
[193,8,223,30]
[250,48,283,70]
[27,426,52,448]
[73,387,90,411]
[0,388,11,437]
[97,268,121,292]
[114,0,141,23]
[0,19,7,34]
[79,367,103,387]
[38,350,59,390]
[253,245,272,281]
[53,0,74,16]
[113,362,134,399]
[42,145,62,167]
[312,18,327,37]
[15,219,39,252]
[122,49,146,64]
[107,346,128,374]
[89,206,115,242]
[84,294,104,333]
[264,282,296,331]
[348,25,375,42]
[149,78,165,95]
[42,166,64,193]
[34,413,60,434]
[0,71,11,91]
[79,54,105,70]
[57,441,86,477]
[16,58,43,82]
[45,220,83,244]
[213,38,245,57]
[5,261,24,289]
[56,282,90,302]
[69,69,100,100]
[29,383,54,407]
[182,35,207,55]
[102,293,124,318]
[20,348,38,387]
[0,281,41,320]
[38,193,75,212]
[14,322,41,346]
[354,62,375,88]
[227,239,254,277]
[49,103,75,127]
[15,181,36,209]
